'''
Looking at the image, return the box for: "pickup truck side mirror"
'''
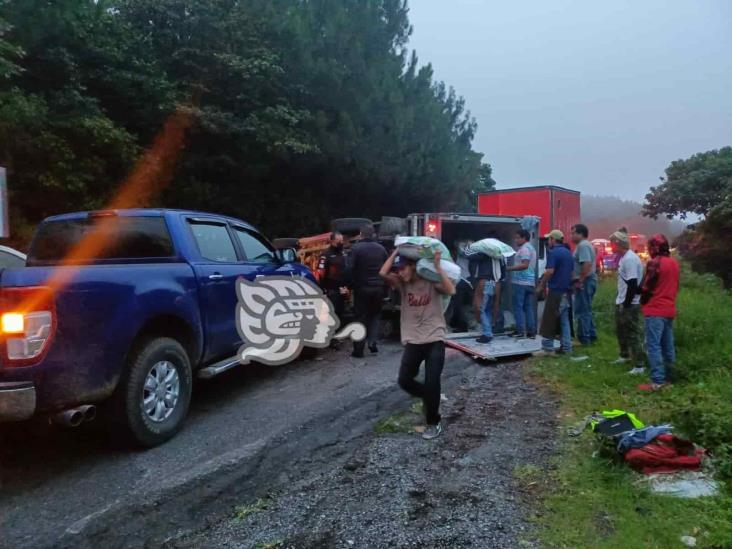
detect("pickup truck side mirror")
[276,248,298,264]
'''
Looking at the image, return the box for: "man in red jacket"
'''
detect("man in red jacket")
[638,234,680,391]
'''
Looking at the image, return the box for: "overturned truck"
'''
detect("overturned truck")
[289,212,550,360]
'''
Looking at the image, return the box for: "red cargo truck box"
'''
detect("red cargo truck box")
[478,186,580,239]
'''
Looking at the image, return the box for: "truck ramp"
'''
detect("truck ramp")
[445,333,558,360]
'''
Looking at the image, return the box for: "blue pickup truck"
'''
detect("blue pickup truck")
[0,209,314,446]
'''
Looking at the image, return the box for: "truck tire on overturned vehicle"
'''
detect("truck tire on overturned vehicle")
[114,337,192,447]
[272,237,300,250]
[378,216,407,237]
[331,218,372,235]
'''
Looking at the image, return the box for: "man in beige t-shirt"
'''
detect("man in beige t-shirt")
[379,249,456,440]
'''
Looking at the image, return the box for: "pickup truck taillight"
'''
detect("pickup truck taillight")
[0,287,56,366]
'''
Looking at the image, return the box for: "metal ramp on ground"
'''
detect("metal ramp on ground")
[444,333,558,360]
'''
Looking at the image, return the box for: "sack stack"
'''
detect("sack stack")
[394,236,460,312]
[465,238,515,259]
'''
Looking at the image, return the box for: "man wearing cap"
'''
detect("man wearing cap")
[536,229,573,354]
[609,228,645,375]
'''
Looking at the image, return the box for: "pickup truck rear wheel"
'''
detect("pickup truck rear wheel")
[116,337,192,447]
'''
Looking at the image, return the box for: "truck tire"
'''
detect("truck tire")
[379,216,407,237]
[273,237,300,250]
[331,218,373,235]
[115,337,192,447]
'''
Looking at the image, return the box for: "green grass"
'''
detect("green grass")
[374,400,425,435]
[529,266,732,548]
[252,542,283,549]
[233,497,271,522]
[373,411,414,434]
[514,463,543,487]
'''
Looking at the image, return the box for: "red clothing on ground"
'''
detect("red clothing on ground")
[641,256,680,319]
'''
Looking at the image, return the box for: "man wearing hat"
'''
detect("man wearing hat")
[536,229,574,354]
[609,228,645,375]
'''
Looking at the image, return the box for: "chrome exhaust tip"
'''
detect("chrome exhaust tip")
[78,404,97,423]
[54,408,85,428]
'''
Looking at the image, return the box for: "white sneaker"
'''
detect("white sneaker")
[422,423,443,440]
[440,393,448,402]
[612,357,629,365]
[628,367,646,376]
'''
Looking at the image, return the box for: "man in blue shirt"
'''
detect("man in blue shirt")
[536,229,573,354]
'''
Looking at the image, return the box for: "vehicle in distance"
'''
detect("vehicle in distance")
[0,209,313,446]
[0,244,26,268]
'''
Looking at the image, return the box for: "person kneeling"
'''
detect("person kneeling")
[380,250,456,440]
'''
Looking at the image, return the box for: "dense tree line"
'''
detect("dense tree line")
[643,146,732,288]
[0,0,492,248]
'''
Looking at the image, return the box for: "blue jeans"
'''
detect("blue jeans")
[480,281,495,338]
[512,284,536,335]
[645,317,675,384]
[574,275,598,343]
[542,294,572,353]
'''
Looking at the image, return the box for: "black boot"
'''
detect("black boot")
[352,340,365,358]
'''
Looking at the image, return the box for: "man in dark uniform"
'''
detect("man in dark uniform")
[318,232,349,336]
[349,224,388,358]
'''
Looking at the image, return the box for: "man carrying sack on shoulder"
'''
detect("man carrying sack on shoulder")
[380,249,456,440]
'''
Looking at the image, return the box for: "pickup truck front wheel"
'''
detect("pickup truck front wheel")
[115,337,192,447]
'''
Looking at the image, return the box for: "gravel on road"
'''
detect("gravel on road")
[1,343,557,549]
[170,352,557,549]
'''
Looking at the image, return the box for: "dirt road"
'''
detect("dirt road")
[0,343,555,548]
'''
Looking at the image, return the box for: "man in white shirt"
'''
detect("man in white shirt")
[610,228,645,375]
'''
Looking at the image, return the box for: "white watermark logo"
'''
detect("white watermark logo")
[236,276,366,366]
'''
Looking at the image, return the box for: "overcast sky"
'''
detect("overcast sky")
[407,0,732,201]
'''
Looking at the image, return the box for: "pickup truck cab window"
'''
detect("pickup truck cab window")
[188,221,238,263]
[233,228,276,264]
[27,216,175,264]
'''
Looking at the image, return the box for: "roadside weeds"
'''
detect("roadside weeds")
[234,498,272,523]
[527,270,732,549]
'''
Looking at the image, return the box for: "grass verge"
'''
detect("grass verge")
[529,266,732,548]
[374,400,424,435]
[233,497,271,523]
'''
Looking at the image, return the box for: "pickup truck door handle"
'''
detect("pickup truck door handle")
[208,273,223,280]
